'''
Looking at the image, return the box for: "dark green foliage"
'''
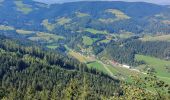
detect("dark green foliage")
[104,42,135,65]
[0,36,167,99]
[0,36,122,99]
[103,39,170,66]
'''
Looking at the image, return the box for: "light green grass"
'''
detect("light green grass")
[56,17,71,25]
[75,12,90,17]
[140,34,170,42]
[82,36,94,46]
[42,19,56,31]
[28,32,64,43]
[46,45,58,49]
[106,9,130,20]
[107,65,119,75]
[117,31,134,39]
[99,18,117,23]
[0,25,14,31]
[15,1,32,14]
[84,28,108,34]
[99,39,111,43]
[135,54,170,83]
[16,29,33,35]
[69,51,89,63]
[87,61,108,74]
[42,18,71,31]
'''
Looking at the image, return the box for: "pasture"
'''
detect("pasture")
[14,1,32,14]
[140,34,170,42]
[135,54,170,83]
[84,28,108,34]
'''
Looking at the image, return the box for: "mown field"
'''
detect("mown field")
[84,28,108,34]
[68,50,90,63]
[87,61,109,74]
[140,34,170,42]
[135,54,170,83]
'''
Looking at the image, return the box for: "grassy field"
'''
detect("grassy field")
[42,19,56,31]
[75,12,90,17]
[87,61,109,74]
[28,32,64,43]
[0,25,14,31]
[140,34,170,42]
[56,17,71,25]
[69,51,89,63]
[118,31,134,39]
[99,39,111,43]
[135,54,170,83]
[14,1,32,14]
[106,9,130,20]
[82,36,98,46]
[99,18,116,23]
[46,45,58,49]
[16,29,33,35]
[107,65,119,75]
[82,36,93,45]
[84,28,108,34]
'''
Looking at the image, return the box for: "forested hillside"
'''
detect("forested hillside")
[0,0,170,99]
[1,36,167,99]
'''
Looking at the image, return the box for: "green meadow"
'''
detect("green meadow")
[135,54,170,83]
[75,12,90,17]
[82,36,98,46]
[14,1,32,14]
[140,34,170,42]
[87,61,108,74]
[106,9,130,20]
[0,25,14,31]
[84,28,108,35]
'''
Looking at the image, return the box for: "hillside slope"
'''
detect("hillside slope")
[0,35,163,99]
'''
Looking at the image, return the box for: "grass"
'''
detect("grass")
[84,28,108,34]
[42,18,71,31]
[56,17,71,25]
[14,1,32,14]
[16,29,33,35]
[0,25,15,31]
[140,34,170,42]
[82,36,96,46]
[42,19,56,31]
[87,61,109,74]
[46,45,58,49]
[99,39,111,43]
[135,54,170,83]
[117,31,134,39]
[106,9,130,20]
[75,12,90,17]
[69,51,89,63]
[28,32,64,43]
[99,18,115,23]
[107,65,119,75]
